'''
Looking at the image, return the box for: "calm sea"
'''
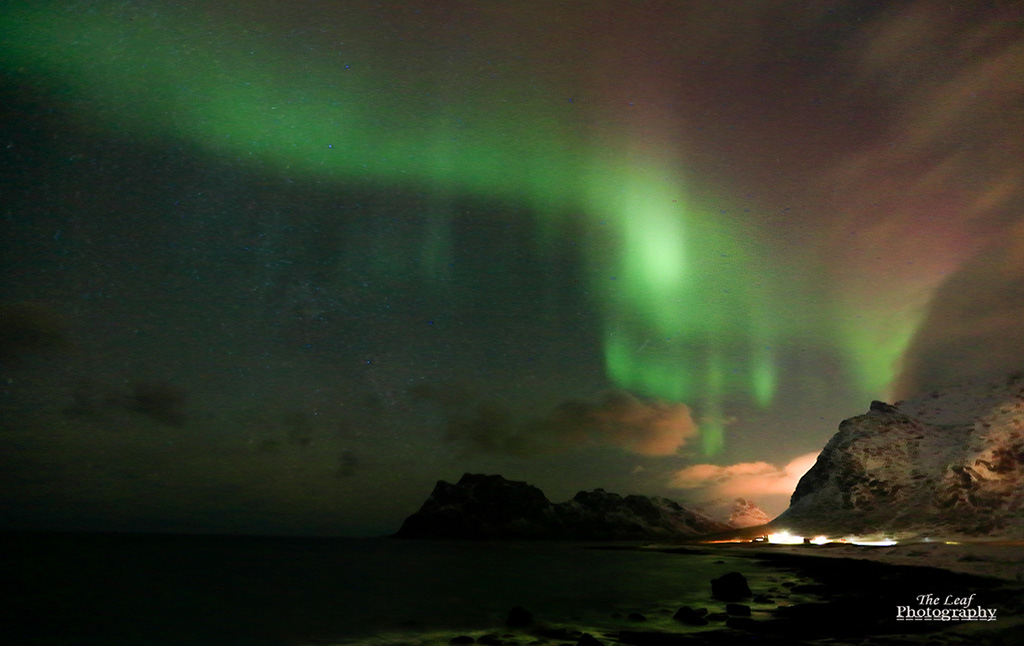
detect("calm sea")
[4,533,795,646]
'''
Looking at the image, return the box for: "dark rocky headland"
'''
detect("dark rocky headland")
[394,473,731,540]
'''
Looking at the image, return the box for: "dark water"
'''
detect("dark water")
[3,532,796,646]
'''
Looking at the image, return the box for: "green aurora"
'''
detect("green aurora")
[1,1,914,456]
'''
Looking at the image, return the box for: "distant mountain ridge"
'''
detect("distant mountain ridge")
[729,498,772,528]
[690,497,772,529]
[394,473,731,540]
[775,374,1024,539]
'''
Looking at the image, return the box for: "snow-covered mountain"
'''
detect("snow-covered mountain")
[691,498,772,529]
[394,473,730,539]
[728,498,772,528]
[774,374,1024,539]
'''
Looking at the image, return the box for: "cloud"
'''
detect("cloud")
[0,301,73,362]
[850,2,1024,216]
[893,219,1024,398]
[669,452,820,500]
[414,386,698,457]
[549,390,700,456]
[802,2,1024,399]
[334,450,359,479]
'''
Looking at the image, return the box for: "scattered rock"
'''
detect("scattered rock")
[478,634,503,646]
[626,612,646,622]
[671,606,708,626]
[753,594,774,604]
[576,633,604,646]
[530,627,580,641]
[725,603,751,616]
[710,571,752,600]
[506,606,533,627]
[725,616,759,632]
[706,612,728,622]
[450,636,475,645]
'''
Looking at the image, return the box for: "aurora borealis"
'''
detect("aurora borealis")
[2,1,1022,535]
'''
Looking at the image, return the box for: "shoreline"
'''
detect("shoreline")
[411,540,1024,646]
[563,540,1024,646]
[660,539,1024,583]
[4,532,1021,645]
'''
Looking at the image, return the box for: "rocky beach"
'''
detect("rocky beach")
[5,531,1023,645]
[413,542,1024,646]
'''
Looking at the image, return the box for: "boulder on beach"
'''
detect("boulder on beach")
[505,605,533,627]
[725,603,751,616]
[671,606,708,626]
[710,571,752,600]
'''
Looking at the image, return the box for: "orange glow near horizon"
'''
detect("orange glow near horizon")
[702,532,901,546]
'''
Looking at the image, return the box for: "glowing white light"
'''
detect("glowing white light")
[767,531,805,545]
[810,535,829,545]
[847,537,898,546]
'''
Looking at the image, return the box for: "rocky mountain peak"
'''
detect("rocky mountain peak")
[728,498,771,528]
[776,375,1024,539]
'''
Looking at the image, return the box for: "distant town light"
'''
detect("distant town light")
[846,537,898,546]
[739,532,900,547]
[766,531,805,544]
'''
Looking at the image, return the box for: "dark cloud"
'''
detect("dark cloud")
[894,220,1024,398]
[0,302,73,364]
[283,410,314,446]
[414,385,698,457]
[124,380,189,428]
[334,450,359,479]
[60,378,189,429]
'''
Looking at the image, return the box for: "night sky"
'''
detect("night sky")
[2,1,1022,536]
